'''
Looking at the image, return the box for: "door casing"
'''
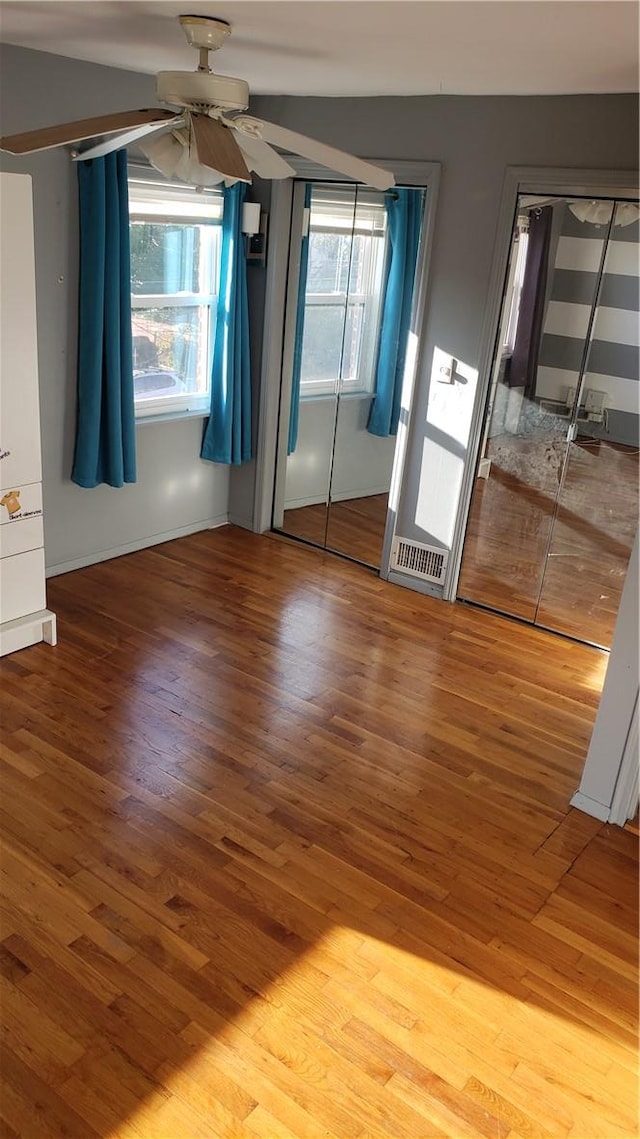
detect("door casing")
[446,166,639,603]
[251,158,441,587]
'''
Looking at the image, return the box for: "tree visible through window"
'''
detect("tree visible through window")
[128,173,223,416]
[299,185,388,397]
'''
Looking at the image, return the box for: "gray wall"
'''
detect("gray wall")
[2,44,637,571]
[0,45,229,573]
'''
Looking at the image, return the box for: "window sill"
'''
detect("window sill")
[300,390,374,403]
[135,407,209,427]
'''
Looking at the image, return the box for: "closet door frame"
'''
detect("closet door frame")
[273,179,376,541]
[251,158,441,584]
[271,179,311,532]
[447,167,639,604]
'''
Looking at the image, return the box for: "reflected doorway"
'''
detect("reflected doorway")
[458,195,639,649]
[273,180,426,568]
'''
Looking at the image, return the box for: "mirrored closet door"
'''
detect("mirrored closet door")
[273,180,426,568]
[458,194,639,648]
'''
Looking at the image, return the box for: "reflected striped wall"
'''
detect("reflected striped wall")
[536,203,639,444]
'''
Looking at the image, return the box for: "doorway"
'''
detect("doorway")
[272,179,426,568]
[458,195,639,648]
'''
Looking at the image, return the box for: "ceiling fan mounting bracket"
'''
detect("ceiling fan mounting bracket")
[155,16,248,112]
[179,15,231,53]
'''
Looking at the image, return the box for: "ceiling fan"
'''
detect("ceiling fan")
[0,14,395,192]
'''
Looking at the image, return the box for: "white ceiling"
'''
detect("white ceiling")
[0,1,638,98]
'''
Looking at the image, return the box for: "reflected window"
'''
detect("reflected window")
[502,216,529,353]
[299,186,387,397]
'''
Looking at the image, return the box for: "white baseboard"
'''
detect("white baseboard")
[331,486,390,504]
[283,494,327,510]
[284,486,390,511]
[570,790,611,823]
[386,569,444,598]
[45,515,228,578]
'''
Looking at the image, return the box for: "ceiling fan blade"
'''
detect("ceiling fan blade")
[74,118,184,162]
[229,129,296,180]
[191,115,251,183]
[252,119,395,191]
[0,109,178,156]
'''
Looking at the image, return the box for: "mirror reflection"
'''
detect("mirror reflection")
[458,194,639,648]
[275,180,426,568]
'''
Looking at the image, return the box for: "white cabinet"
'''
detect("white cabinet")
[0,171,56,655]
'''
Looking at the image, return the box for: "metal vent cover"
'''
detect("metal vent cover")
[391,537,449,583]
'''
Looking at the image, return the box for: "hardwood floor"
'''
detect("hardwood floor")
[1,525,637,1139]
[282,493,389,567]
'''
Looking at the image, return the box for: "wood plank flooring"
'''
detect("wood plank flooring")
[1,525,637,1139]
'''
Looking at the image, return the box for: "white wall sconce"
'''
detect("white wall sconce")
[242,201,268,264]
[241,201,261,235]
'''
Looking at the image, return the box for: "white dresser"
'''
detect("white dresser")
[0,171,56,655]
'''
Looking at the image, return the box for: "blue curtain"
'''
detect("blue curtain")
[367,187,424,438]
[201,183,252,465]
[72,150,136,488]
[288,183,313,455]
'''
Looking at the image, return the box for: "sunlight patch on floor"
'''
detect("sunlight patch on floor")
[112,926,638,1139]
[583,648,609,692]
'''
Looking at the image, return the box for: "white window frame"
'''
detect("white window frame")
[128,172,223,419]
[299,191,387,399]
[502,215,529,354]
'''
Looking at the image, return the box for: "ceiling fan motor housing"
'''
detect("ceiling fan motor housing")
[156,71,250,113]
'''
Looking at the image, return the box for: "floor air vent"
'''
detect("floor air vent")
[391,538,449,584]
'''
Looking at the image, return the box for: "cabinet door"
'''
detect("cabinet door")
[0,172,42,489]
[0,548,46,624]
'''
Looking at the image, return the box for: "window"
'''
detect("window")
[502,215,529,353]
[299,185,388,398]
[128,172,223,417]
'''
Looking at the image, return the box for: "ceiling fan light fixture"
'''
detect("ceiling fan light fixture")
[138,130,183,179]
[0,12,396,191]
[569,200,640,227]
[139,128,232,188]
[569,200,615,226]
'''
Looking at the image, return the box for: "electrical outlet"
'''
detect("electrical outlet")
[247,213,269,265]
[585,389,606,412]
